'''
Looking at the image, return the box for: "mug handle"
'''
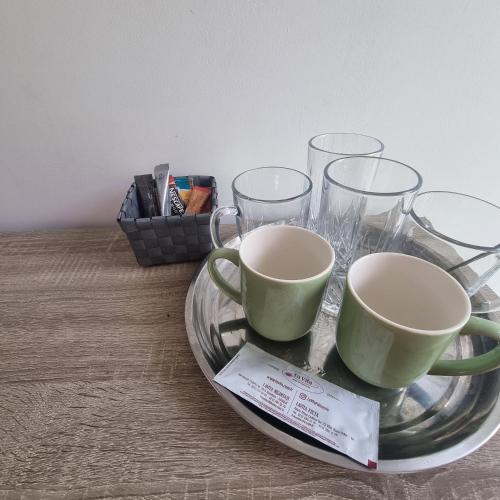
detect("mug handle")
[429,316,500,376]
[210,206,239,248]
[207,248,242,305]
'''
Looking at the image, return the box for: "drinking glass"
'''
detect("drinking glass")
[210,167,312,248]
[397,191,500,313]
[307,133,384,232]
[319,156,422,314]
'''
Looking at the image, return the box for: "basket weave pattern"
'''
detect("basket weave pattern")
[117,175,217,266]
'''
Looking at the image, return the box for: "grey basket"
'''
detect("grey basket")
[117,175,217,266]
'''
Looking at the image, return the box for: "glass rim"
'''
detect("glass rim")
[410,190,500,252]
[324,156,423,197]
[308,132,384,156]
[232,166,313,204]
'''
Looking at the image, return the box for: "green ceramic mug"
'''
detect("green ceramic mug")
[207,225,335,342]
[337,252,500,389]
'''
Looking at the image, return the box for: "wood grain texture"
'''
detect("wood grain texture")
[1,227,499,500]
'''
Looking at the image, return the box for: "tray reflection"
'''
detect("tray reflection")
[188,237,500,469]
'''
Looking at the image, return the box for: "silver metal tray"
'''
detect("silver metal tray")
[185,237,500,473]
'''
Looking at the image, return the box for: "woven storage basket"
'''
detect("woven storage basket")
[117,175,217,266]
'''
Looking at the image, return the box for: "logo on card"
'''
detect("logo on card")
[283,369,324,394]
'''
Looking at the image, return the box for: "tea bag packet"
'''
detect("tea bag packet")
[192,177,213,213]
[215,343,380,468]
[186,186,212,215]
[174,176,193,206]
[200,194,212,213]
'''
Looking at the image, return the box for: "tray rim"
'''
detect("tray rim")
[184,242,500,474]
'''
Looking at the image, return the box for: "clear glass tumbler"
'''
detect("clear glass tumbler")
[307,133,384,232]
[397,191,500,313]
[210,167,312,248]
[319,156,422,314]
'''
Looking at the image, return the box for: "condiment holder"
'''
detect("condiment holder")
[117,175,217,266]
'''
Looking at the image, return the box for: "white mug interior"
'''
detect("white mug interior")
[239,225,335,281]
[348,252,471,334]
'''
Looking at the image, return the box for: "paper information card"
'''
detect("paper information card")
[214,343,379,468]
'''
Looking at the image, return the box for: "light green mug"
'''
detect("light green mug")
[207,225,335,342]
[337,252,500,389]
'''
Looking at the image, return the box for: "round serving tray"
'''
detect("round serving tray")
[185,237,500,473]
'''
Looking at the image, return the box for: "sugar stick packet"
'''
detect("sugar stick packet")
[154,163,171,216]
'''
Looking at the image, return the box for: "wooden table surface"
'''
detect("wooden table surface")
[1,227,499,499]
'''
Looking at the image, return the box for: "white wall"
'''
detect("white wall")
[1,0,499,231]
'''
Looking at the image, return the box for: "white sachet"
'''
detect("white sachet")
[214,343,379,468]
